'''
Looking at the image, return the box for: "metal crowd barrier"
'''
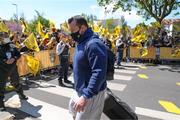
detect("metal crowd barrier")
[17,47,180,76]
[129,46,180,60]
[17,48,75,76]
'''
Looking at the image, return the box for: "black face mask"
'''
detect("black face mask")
[71,30,81,42]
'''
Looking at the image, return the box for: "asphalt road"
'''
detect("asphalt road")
[1,62,180,120]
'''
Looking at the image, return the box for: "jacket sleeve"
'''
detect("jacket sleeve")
[82,40,107,99]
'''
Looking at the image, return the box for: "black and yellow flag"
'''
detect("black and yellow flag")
[0,20,9,33]
[26,55,40,76]
[23,33,40,52]
[49,20,55,29]
[140,47,148,57]
[20,19,31,35]
[36,21,45,38]
[172,48,180,57]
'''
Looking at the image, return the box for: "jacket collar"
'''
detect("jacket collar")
[76,28,93,44]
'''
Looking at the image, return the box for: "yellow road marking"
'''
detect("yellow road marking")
[159,100,180,114]
[139,66,147,69]
[138,74,149,79]
[176,82,180,86]
[5,85,15,91]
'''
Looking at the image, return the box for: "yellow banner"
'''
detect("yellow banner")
[23,33,40,52]
[37,21,45,38]
[26,55,40,76]
[0,21,9,33]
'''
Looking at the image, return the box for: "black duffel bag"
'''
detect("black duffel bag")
[103,88,138,120]
[106,48,115,81]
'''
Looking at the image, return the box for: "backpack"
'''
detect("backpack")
[85,35,115,81]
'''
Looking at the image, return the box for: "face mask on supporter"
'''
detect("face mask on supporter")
[3,38,11,44]
[70,30,81,42]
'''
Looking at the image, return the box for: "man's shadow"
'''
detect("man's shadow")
[23,80,74,89]
[5,97,42,119]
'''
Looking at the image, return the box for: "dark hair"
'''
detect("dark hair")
[68,15,88,27]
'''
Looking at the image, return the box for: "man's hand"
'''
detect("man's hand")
[6,58,15,64]
[73,96,88,113]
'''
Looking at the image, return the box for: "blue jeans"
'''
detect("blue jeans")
[117,49,123,66]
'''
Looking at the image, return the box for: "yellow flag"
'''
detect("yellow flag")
[101,27,109,36]
[140,47,148,57]
[92,24,100,33]
[172,49,180,57]
[23,33,40,52]
[132,33,147,43]
[26,55,40,76]
[0,21,9,33]
[132,24,148,43]
[49,20,55,29]
[44,33,49,39]
[101,28,105,35]
[37,21,45,38]
[20,19,31,35]
[114,26,121,36]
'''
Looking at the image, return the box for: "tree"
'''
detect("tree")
[28,10,50,33]
[132,23,148,43]
[104,18,116,33]
[147,21,161,38]
[35,10,49,28]
[10,14,18,22]
[97,0,180,24]
[120,16,128,38]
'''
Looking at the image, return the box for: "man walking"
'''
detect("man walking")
[68,15,107,120]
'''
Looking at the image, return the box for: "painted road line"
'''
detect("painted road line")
[139,66,147,69]
[70,74,132,81]
[176,82,180,86]
[135,107,180,120]
[33,81,73,98]
[159,100,180,114]
[137,74,149,79]
[0,112,14,120]
[107,82,127,91]
[123,67,139,70]
[114,74,132,81]
[6,95,73,120]
[122,62,142,67]
[115,69,136,74]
